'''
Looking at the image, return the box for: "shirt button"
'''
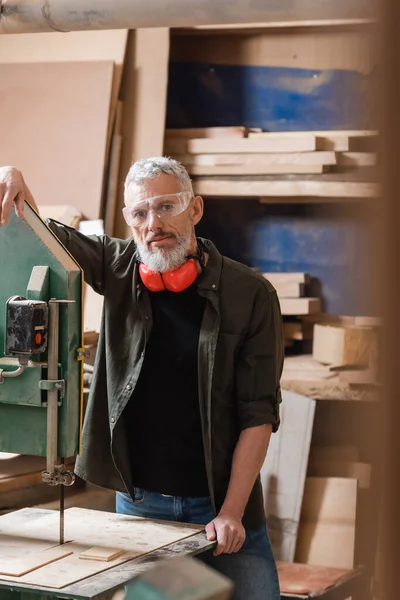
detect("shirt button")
[126,384,132,391]
[212,284,216,289]
[111,417,115,423]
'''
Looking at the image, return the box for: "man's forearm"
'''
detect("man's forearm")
[219,424,272,520]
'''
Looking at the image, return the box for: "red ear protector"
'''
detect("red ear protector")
[139,248,205,293]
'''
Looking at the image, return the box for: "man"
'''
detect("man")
[0,158,284,599]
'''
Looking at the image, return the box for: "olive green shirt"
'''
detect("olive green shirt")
[47,219,284,530]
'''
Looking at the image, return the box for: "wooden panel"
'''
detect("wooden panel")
[165,126,249,138]
[79,547,125,562]
[0,30,128,152]
[185,136,317,154]
[187,164,324,175]
[261,391,316,561]
[275,282,305,298]
[115,29,170,239]
[194,179,379,198]
[174,151,337,166]
[0,507,203,589]
[280,298,321,315]
[0,62,114,220]
[295,477,357,568]
[0,546,73,576]
[249,130,377,151]
[263,272,310,285]
[312,324,374,366]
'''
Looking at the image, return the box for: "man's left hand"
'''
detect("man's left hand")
[205,513,246,556]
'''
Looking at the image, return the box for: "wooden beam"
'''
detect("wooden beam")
[280,298,321,315]
[173,151,337,166]
[249,130,378,152]
[263,272,310,285]
[187,164,324,175]
[165,126,252,138]
[184,136,317,154]
[312,324,374,367]
[193,179,379,198]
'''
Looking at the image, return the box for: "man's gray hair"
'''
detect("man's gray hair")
[124,156,194,201]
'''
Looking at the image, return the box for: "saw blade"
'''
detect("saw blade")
[60,480,65,545]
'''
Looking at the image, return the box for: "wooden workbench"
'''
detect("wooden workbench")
[0,508,214,600]
[281,355,379,401]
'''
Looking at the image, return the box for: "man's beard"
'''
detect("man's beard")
[134,229,193,273]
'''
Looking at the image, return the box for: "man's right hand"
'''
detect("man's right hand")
[0,166,27,226]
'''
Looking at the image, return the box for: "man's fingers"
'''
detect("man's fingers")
[14,191,25,218]
[205,522,216,541]
[1,189,16,226]
[214,527,234,556]
[232,535,246,554]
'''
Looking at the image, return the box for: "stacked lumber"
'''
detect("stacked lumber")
[164,127,380,199]
[260,272,320,347]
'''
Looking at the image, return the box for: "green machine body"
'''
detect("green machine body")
[0,203,83,462]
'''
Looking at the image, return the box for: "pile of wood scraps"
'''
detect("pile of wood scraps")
[164,127,380,200]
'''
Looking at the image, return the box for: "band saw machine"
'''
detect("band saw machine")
[0,202,83,544]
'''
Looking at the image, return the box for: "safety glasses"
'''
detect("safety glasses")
[122,191,193,227]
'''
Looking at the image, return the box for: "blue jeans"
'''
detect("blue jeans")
[116,490,280,600]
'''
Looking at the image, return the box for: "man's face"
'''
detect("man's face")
[125,174,203,272]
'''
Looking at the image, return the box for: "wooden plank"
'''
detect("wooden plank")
[0,546,73,576]
[79,547,126,562]
[187,164,324,175]
[0,30,128,154]
[185,136,317,154]
[104,133,123,236]
[174,151,337,166]
[165,126,250,138]
[301,314,356,327]
[261,391,316,561]
[312,324,374,366]
[249,130,377,152]
[175,19,376,33]
[307,460,372,489]
[295,477,357,569]
[263,272,310,285]
[337,152,377,166]
[280,298,321,315]
[114,28,170,239]
[275,282,305,298]
[0,62,114,220]
[193,179,379,198]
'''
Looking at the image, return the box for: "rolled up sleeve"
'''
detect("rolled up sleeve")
[236,285,284,433]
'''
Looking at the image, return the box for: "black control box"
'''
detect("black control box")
[5,296,48,356]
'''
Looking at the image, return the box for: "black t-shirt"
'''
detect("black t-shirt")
[125,282,209,497]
